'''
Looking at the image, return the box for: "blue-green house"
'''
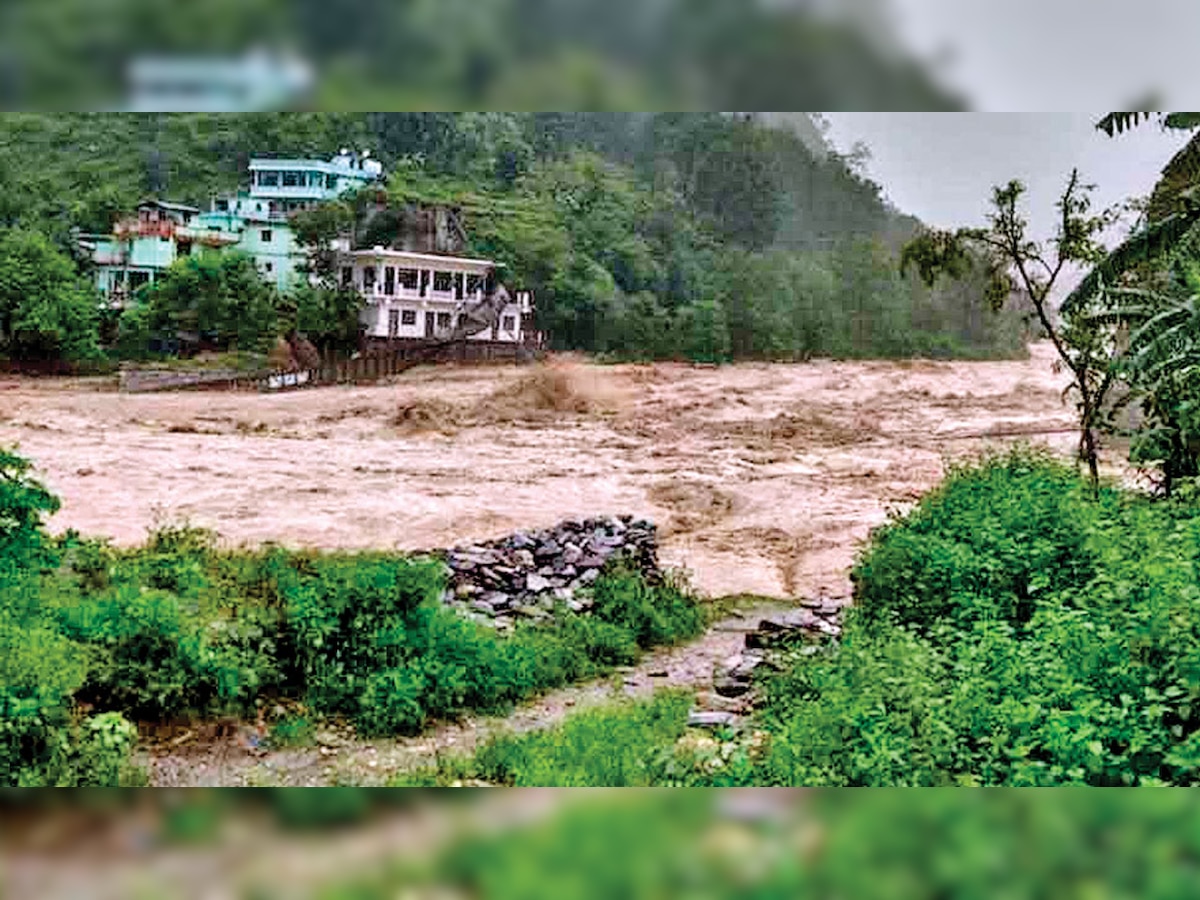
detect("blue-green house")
[81,200,240,306]
[193,151,384,291]
[86,151,384,302]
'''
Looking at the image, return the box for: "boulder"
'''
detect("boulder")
[688,711,738,730]
[526,573,553,593]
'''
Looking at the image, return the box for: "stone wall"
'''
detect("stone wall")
[433,516,659,631]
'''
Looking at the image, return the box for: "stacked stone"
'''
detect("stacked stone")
[710,600,843,704]
[435,516,659,631]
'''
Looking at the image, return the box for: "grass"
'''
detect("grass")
[389,690,696,787]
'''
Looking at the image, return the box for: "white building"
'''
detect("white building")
[344,248,533,343]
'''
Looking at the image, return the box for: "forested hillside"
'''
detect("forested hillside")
[0,112,1029,364]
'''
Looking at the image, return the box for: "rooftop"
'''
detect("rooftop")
[249,153,383,179]
[347,248,501,271]
[138,199,201,214]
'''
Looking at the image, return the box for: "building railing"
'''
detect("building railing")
[354,285,486,304]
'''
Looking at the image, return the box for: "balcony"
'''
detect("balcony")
[355,284,485,306]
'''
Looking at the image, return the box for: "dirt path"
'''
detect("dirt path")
[147,603,791,787]
[0,343,1086,600]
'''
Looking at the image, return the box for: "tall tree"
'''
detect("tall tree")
[903,172,1117,492]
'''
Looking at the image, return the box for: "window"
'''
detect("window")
[326,175,337,189]
[502,316,516,332]
[401,309,417,326]
[215,199,229,212]
[384,266,396,295]
[261,230,272,243]
[434,271,454,292]
[264,262,274,273]
[363,267,377,290]
[310,172,324,187]
[436,312,452,330]
[399,269,419,290]
[466,274,483,296]
[259,171,279,187]
[282,171,300,187]
[388,309,400,338]
[341,267,353,288]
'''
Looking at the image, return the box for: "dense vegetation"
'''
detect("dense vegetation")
[399,449,1200,787]
[0,112,1029,366]
[0,448,703,785]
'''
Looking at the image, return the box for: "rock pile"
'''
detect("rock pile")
[434,516,659,631]
[695,599,845,728]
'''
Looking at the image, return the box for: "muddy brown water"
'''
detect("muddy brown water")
[0,343,1085,600]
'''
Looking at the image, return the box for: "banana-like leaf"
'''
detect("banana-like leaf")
[1060,200,1200,316]
[1096,112,1158,137]
[1148,133,1200,222]
[1096,111,1200,137]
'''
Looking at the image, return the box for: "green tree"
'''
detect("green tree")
[903,173,1117,493]
[143,251,280,353]
[0,229,101,364]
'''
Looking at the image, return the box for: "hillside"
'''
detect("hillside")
[0,112,1028,362]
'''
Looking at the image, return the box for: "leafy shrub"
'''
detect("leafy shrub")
[0,616,88,785]
[0,447,60,570]
[268,714,315,749]
[591,567,705,649]
[56,583,203,720]
[852,447,1112,636]
[473,691,693,786]
[730,452,1200,786]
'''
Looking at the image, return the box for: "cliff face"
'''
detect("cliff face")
[358,203,468,255]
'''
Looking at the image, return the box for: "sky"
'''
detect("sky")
[823,113,1185,235]
[821,113,1189,296]
[884,0,1198,111]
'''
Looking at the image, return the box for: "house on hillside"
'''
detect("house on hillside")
[194,149,385,290]
[79,200,240,307]
[344,248,535,345]
[84,150,385,303]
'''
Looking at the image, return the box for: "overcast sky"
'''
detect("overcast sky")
[821,113,1189,295]
[824,113,1185,234]
[885,0,1198,110]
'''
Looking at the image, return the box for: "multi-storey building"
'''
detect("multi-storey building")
[80,200,240,307]
[343,248,535,345]
[194,150,384,290]
[86,151,384,301]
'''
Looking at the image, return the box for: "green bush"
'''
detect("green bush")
[268,714,315,749]
[0,447,61,571]
[729,452,1200,786]
[852,447,1112,636]
[591,567,705,649]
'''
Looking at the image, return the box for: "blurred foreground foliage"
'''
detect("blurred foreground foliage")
[7,790,1200,898]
